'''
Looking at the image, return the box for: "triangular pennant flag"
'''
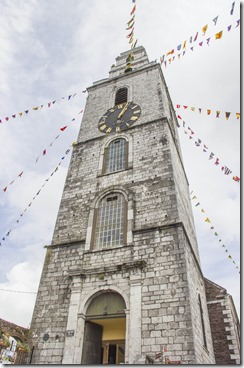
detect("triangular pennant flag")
[126,22,134,30]
[60,126,68,131]
[43,149,47,156]
[233,176,240,182]
[236,19,240,28]
[207,109,211,115]
[213,16,219,25]
[215,31,223,39]
[225,112,231,120]
[236,113,240,119]
[199,41,203,46]
[19,112,23,117]
[166,49,174,56]
[127,15,135,26]
[230,1,235,15]
[227,25,232,32]
[32,107,39,111]
[193,32,198,41]
[177,44,182,51]
[131,4,136,15]
[202,24,208,35]
[205,218,211,223]
[206,37,211,45]
[216,110,220,118]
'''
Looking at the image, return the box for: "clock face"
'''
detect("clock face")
[98,102,141,133]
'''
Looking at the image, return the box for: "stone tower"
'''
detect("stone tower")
[29,46,216,364]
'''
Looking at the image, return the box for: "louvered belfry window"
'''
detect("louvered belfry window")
[104,138,127,174]
[94,193,126,249]
[115,88,128,105]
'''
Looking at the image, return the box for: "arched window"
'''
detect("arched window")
[115,88,128,105]
[94,192,126,249]
[103,138,127,174]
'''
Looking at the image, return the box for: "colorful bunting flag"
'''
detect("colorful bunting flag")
[193,32,198,41]
[202,24,208,35]
[213,16,219,25]
[225,112,231,120]
[215,31,223,39]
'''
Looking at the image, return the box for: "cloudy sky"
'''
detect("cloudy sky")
[0,0,240,328]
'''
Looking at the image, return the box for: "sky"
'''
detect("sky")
[0,0,240,328]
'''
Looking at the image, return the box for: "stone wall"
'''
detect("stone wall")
[204,278,240,364]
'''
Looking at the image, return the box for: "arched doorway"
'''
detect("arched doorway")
[81,291,126,364]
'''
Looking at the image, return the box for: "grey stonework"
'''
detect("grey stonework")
[29,46,216,364]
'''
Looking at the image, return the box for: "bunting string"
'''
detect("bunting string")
[0,288,37,294]
[2,110,83,194]
[125,0,138,71]
[177,115,240,183]
[0,90,87,125]
[175,105,240,120]
[160,1,238,62]
[0,143,77,247]
[190,190,240,273]
[160,17,240,67]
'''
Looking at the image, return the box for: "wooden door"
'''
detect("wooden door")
[81,321,103,364]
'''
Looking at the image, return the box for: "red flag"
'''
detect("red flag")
[183,106,188,109]
[131,4,136,15]
[194,32,198,41]
[233,176,240,182]
[177,115,182,120]
[43,149,47,155]
[3,187,7,192]
[60,126,68,131]
[5,117,9,121]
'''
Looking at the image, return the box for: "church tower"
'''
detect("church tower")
[29,46,216,364]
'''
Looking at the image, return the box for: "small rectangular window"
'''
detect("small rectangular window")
[115,88,128,105]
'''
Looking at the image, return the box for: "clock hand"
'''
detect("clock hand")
[118,102,130,119]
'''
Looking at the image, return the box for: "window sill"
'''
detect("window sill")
[84,243,133,255]
[97,166,133,177]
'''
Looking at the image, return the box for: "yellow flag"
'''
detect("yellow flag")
[215,31,223,39]
[183,40,187,49]
[33,107,39,111]
[202,24,208,35]
[19,112,23,117]
[236,113,240,119]
[205,217,211,223]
